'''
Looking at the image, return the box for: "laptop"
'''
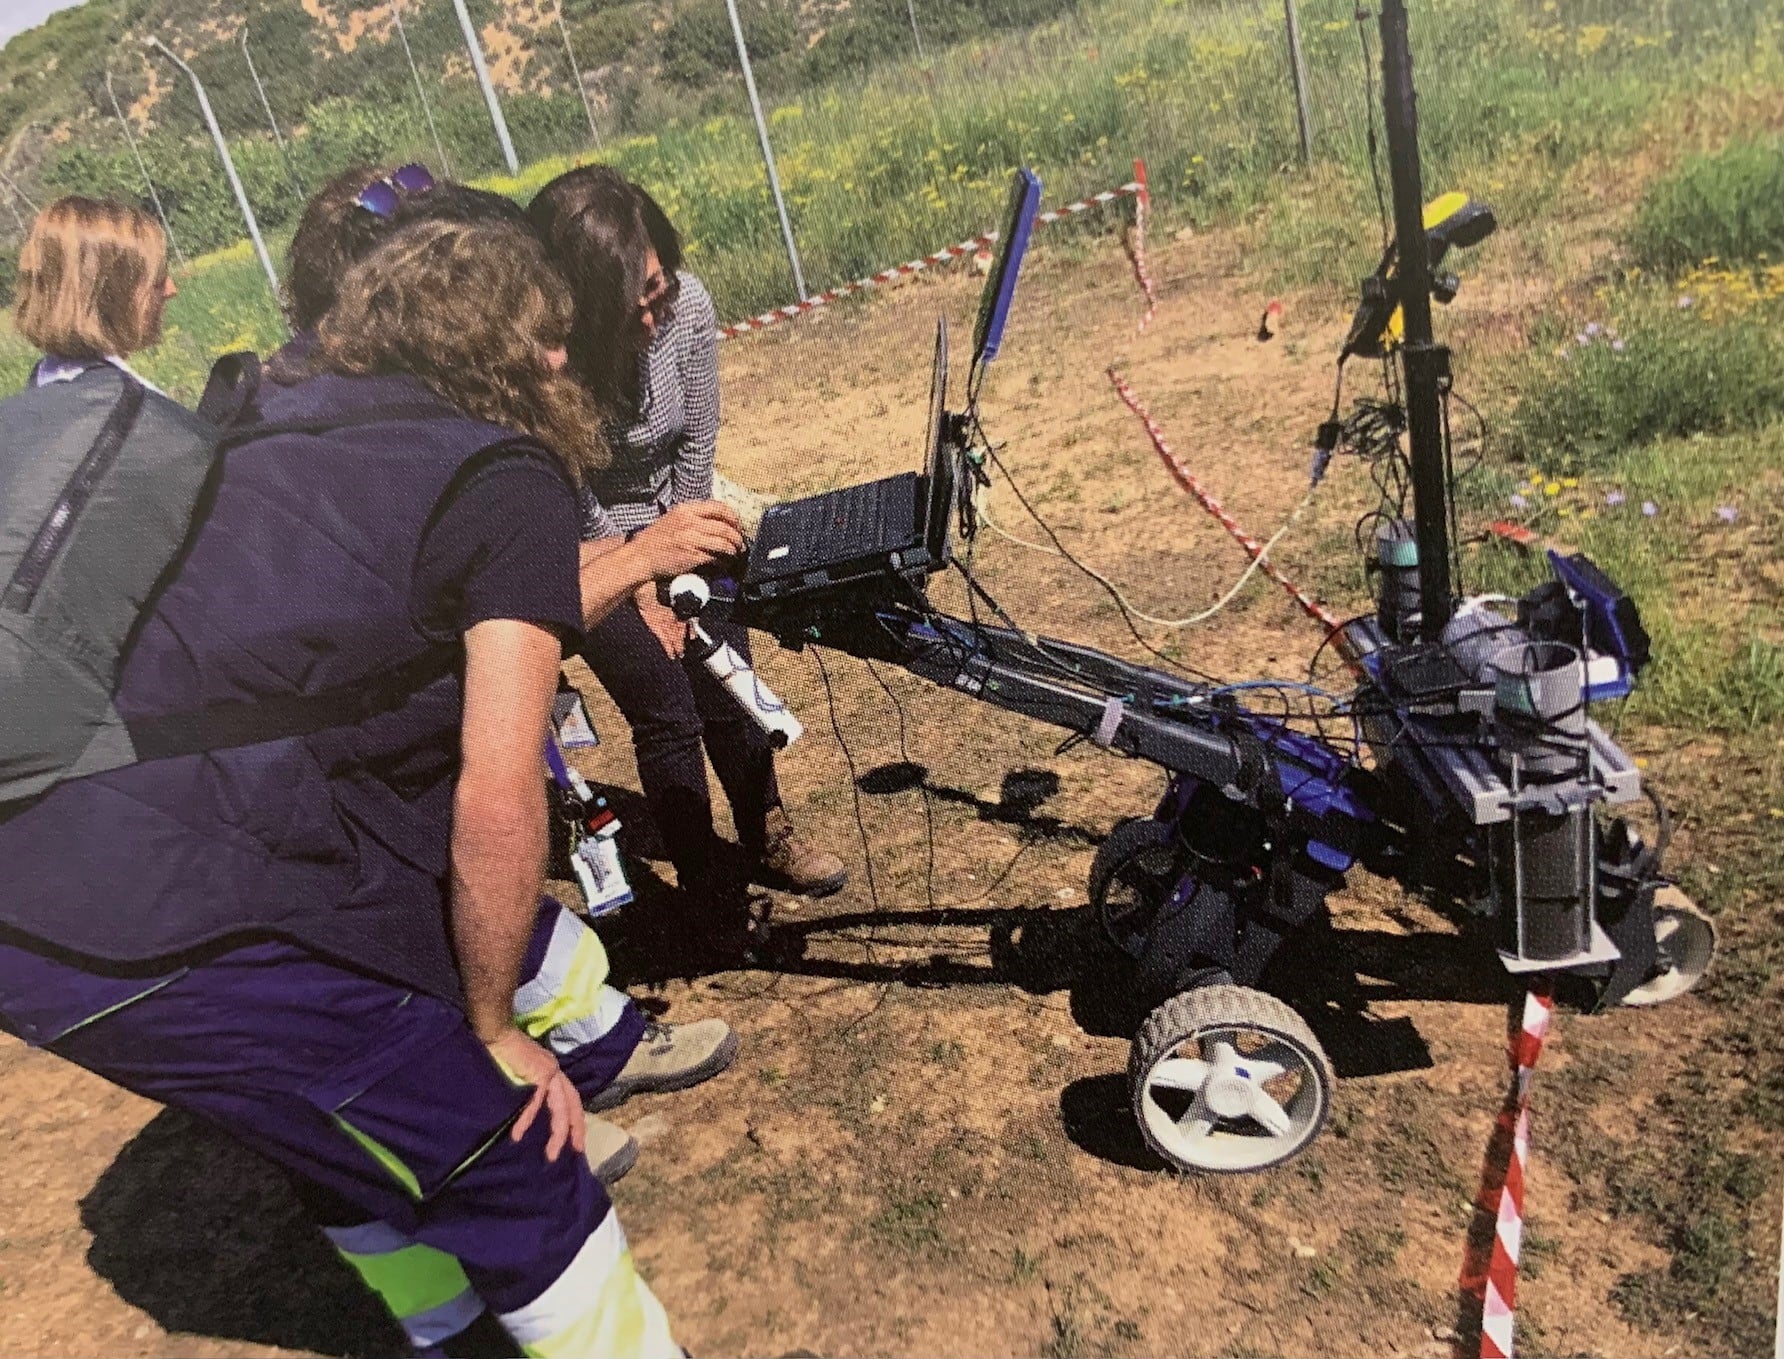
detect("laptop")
[739,167,1042,607]
[744,318,952,601]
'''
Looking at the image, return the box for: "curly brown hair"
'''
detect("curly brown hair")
[316,218,608,485]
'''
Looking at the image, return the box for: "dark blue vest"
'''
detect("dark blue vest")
[0,369,560,1003]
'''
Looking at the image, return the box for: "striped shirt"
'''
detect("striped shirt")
[579,271,719,540]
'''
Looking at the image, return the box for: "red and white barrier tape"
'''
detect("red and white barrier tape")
[717,167,1150,342]
[1457,982,1555,1359]
[1107,368,1343,634]
[1124,159,1157,333]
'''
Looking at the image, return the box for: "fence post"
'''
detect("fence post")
[391,1,453,178]
[723,0,806,300]
[241,26,307,203]
[145,37,281,305]
[451,0,519,175]
[0,179,25,233]
[1283,0,1315,166]
[906,0,926,62]
[555,0,602,147]
[104,69,187,268]
[0,167,40,215]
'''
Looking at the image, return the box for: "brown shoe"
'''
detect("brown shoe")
[757,807,848,897]
[586,1017,741,1112]
[585,1117,638,1186]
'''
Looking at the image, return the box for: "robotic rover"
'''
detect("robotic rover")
[645,0,1715,1174]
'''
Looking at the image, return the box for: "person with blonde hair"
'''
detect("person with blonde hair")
[14,193,177,385]
[0,208,738,1357]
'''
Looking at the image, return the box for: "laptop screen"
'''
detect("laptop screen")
[921,318,952,565]
[971,168,1042,374]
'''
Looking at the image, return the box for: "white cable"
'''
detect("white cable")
[975,485,1313,630]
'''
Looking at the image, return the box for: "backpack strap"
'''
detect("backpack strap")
[2,377,146,613]
[126,641,463,762]
[195,351,262,428]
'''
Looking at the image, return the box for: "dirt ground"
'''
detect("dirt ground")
[0,224,1770,1357]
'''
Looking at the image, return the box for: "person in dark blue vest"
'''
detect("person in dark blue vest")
[267,162,754,1128]
[0,211,743,1356]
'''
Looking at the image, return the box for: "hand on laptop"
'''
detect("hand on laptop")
[630,501,745,581]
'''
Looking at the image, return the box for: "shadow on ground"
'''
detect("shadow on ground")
[80,1109,407,1359]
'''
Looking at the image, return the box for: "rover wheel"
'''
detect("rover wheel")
[1620,886,1716,1007]
[1129,984,1333,1174]
[1088,817,1179,959]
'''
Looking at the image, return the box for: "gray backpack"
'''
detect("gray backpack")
[0,357,456,806]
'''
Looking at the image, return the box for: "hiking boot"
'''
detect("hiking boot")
[586,1017,741,1112]
[756,806,848,897]
[586,1117,638,1186]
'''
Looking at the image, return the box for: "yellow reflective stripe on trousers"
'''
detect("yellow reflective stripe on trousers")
[322,1222,485,1347]
[332,1113,422,1200]
[331,1237,472,1321]
[513,909,614,1039]
[498,1211,678,1359]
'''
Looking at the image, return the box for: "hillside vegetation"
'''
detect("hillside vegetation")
[4,0,1781,326]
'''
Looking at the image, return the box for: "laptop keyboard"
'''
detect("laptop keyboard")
[752,474,920,583]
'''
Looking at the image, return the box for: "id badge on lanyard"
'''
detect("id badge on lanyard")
[552,684,600,750]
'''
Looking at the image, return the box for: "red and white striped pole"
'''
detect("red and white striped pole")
[1457,982,1555,1359]
[1125,158,1156,333]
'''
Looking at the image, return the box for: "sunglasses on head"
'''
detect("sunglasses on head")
[355,164,436,219]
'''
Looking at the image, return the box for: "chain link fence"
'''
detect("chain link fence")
[7,0,1772,327]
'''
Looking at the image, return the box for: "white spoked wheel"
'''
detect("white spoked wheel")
[1129,984,1334,1174]
[1620,885,1717,1007]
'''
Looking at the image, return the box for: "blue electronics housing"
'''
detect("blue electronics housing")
[971,168,1042,373]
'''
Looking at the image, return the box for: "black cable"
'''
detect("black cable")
[1356,7,1392,254]
[971,410,1226,687]
[1307,614,1369,686]
[811,645,882,917]
[804,645,909,1035]
[933,836,1034,910]
[864,656,938,911]
[1442,385,1464,599]
[1446,386,1490,487]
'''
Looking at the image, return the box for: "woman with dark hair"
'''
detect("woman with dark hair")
[529,165,847,914]
[0,215,738,1356]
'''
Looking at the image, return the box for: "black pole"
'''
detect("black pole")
[1378,0,1453,635]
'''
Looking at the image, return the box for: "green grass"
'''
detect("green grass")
[1506,287,1784,470]
[1467,420,1784,734]
[1629,134,1784,274]
[865,1183,951,1256]
[1603,1123,1772,1350]
[1464,234,1784,738]
[7,0,1781,402]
